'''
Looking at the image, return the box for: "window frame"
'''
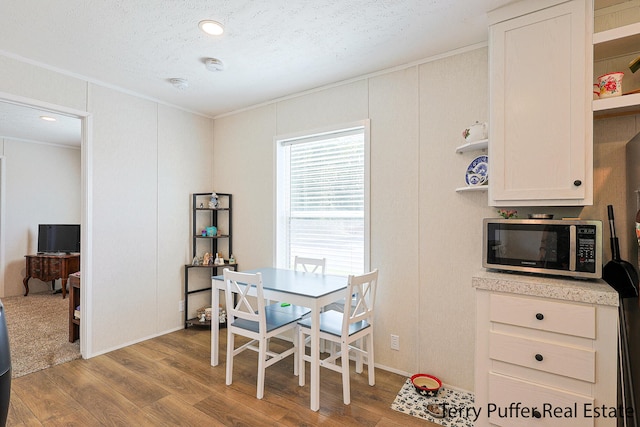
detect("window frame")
[274,120,370,274]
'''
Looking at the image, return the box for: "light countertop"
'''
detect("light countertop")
[472,270,619,306]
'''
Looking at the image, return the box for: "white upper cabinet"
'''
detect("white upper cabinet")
[488,0,593,207]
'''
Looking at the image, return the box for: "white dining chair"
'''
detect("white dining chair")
[265,256,327,358]
[297,268,378,405]
[223,268,302,399]
[294,256,326,274]
[265,256,326,318]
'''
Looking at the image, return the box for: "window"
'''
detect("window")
[276,121,369,276]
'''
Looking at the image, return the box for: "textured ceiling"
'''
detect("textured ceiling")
[0,102,81,146]
[0,0,517,145]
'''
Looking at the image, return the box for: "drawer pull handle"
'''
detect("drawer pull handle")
[535,313,544,320]
[535,353,544,362]
[533,410,542,418]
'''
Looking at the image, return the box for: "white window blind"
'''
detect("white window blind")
[277,125,367,276]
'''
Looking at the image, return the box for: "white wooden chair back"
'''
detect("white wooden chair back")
[297,268,379,405]
[294,256,326,274]
[224,269,265,331]
[342,269,378,336]
[223,268,301,399]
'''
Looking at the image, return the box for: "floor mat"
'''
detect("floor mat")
[391,378,476,426]
[2,292,81,377]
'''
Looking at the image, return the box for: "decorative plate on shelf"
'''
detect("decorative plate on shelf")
[465,155,488,186]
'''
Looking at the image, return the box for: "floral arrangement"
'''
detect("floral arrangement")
[498,209,517,219]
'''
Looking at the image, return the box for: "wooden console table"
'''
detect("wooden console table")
[23,254,80,298]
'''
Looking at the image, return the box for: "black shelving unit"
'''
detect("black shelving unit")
[184,192,236,328]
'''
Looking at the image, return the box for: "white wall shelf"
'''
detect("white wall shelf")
[593,21,640,60]
[456,185,488,193]
[456,139,488,154]
[593,21,640,118]
[593,92,640,117]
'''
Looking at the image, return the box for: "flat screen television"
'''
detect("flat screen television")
[37,224,80,254]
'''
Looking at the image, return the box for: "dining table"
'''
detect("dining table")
[211,267,348,411]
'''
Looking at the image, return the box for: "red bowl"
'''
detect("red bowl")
[411,373,442,397]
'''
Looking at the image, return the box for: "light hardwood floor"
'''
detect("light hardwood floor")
[7,328,437,426]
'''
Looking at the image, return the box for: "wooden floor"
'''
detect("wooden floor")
[7,328,438,426]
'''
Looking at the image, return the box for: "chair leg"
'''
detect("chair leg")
[367,333,375,386]
[319,307,325,353]
[226,330,234,386]
[257,337,267,399]
[341,342,351,405]
[293,326,299,376]
[355,337,363,374]
[298,328,306,386]
[327,341,336,356]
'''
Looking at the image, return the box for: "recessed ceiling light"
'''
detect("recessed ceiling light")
[199,20,224,36]
[40,116,56,122]
[205,58,225,71]
[169,78,189,90]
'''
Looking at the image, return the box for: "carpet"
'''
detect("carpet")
[391,378,476,426]
[2,292,81,378]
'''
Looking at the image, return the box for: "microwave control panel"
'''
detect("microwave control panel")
[576,225,597,273]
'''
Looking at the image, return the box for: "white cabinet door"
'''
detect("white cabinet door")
[489,0,593,206]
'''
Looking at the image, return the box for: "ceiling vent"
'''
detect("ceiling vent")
[169,78,189,90]
[205,58,225,72]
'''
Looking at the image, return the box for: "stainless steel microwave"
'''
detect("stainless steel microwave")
[483,218,602,279]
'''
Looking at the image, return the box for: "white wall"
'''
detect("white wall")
[86,86,214,354]
[0,55,214,356]
[211,46,637,393]
[157,105,214,330]
[212,46,495,391]
[1,40,627,391]
[418,48,496,390]
[1,139,81,297]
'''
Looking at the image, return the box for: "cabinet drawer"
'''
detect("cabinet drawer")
[489,332,595,382]
[47,263,61,276]
[490,294,595,338]
[28,258,42,270]
[488,373,594,427]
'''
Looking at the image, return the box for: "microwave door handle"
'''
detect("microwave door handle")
[569,225,576,271]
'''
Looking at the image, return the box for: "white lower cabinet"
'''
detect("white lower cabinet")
[488,374,594,427]
[474,273,618,427]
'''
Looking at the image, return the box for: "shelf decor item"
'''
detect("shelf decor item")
[597,72,624,98]
[462,121,488,143]
[209,192,219,209]
[465,155,488,186]
[629,55,640,74]
[197,306,213,322]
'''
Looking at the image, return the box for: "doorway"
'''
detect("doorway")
[0,93,91,358]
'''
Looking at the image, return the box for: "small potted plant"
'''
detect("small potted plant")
[498,209,517,219]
